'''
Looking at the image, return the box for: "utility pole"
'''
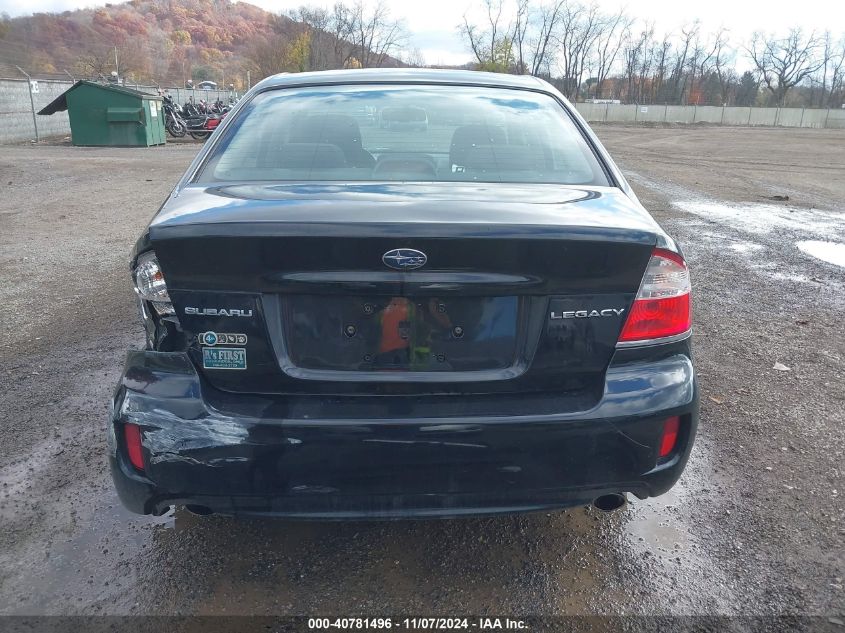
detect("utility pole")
[114,45,119,78]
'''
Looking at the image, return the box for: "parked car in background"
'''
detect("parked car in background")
[110,69,698,520]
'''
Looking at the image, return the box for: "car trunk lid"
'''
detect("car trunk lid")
[151,183,658,398]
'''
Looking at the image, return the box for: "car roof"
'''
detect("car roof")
[254,68,551,92]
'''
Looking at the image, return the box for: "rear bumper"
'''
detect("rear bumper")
[109,350,698,518]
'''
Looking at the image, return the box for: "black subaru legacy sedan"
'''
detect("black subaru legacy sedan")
[110,69,698,518]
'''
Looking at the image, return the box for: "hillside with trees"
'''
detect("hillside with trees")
[0,0,407,88]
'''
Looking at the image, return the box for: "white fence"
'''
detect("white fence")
[574,102,845,129]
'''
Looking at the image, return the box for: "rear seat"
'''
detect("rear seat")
[449,124,547,176]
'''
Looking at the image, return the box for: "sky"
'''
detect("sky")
[1,0,843,67]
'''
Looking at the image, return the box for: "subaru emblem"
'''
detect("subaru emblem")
[382,248,427,271]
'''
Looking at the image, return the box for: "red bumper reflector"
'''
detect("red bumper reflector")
[659,416,680,458]
[124,423,144,471]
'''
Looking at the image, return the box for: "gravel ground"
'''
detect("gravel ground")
[0,127,843,622]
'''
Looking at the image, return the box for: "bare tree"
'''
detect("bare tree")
[349,1,406,68]
[622,25,649,103]
[556,1,604,99]
[247,35,294,79]
[460,0,513,72]
[652,34,672,102]
[512,0,530,74]
[457,1,843,108]
[687,26,719,104]
[527,0,567,76]
[73,39,151,82]
[748,28,823,106]
[669,23,697,104]
[711,28,735,105]
[75,45,115,80]
[573,3,604,98]
[330,2,356,68]
[404,47,426,67]
[291,5,331,70]
[506,0,566,76]
[591,9,631,98]
[811,31,845,107]
[828,35,845,107]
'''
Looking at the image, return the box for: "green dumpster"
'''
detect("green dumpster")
[38,80,165,147]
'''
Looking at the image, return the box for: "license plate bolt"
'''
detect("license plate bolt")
[452,326,464,338]
[344,324,357,337]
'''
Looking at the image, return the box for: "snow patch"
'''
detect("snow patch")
[624,170,845,240]
[674,200,845,238]
[796,241,845,268]
[728,242,765,254]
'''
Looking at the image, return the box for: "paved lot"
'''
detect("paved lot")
[0,126,843,620]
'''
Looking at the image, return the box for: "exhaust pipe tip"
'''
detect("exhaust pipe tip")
[593,493,627,513]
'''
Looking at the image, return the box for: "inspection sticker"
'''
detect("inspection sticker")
[202,347,247,370]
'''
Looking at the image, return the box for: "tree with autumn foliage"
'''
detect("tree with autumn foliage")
[2,0,407,89]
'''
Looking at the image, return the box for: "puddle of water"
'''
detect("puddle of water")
[625,486,690,554]
[619,440,739,615]
[2,490,174,615]
[797,241,845,268]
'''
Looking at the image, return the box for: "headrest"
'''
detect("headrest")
[290,114,363,147]
[449,125,507,166]
[275,143,347,169]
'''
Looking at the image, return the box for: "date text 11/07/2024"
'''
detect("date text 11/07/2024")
[307,618,528,630]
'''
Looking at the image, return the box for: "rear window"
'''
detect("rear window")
[198,84,609,186]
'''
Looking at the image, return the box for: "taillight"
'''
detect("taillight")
[124,423,145,471]
[659,416,681,458]
[619,248,691,343]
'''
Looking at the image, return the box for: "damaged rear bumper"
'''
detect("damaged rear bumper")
[108,350,698,518]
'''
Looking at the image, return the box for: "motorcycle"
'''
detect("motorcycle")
[210,99,230,115]
[161,95,186,138]
[180,100,200,118]
[172,100,210,140]
[186,118,213,140]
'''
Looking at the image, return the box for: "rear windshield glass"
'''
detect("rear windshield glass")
[198,84,609,186]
